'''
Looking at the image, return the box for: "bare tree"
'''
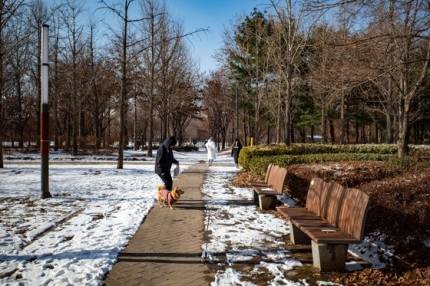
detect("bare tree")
[100,0,147,168]
[140,0,162,157]
[269,0,309,145]
[60,0,85,155]
[0,0,24,168]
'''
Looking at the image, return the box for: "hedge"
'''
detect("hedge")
[239,144,398,170]
[246,153,394,177]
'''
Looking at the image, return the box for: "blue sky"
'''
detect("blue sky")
[164,0,266,73]
[81,0,266,74]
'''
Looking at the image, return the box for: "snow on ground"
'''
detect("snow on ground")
[0,151,211,285]
[0,164,161,285]
[4,148,233,163]
[0,149,394,285]
[4,149,220,164]
[201,164,305,286]
[200,161,392,285]
[4,150,153,162]
[348,232,395,270]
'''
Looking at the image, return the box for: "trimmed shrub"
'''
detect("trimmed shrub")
[239,144,398,170]
[247,153,394,177]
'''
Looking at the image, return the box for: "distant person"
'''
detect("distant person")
[231,138,242,168]
[155,136,179,191]
[205,137,217,166]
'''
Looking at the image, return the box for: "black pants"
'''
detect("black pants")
[233,153,239,164]
[157,171,173,191]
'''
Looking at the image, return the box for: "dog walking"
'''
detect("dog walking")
[205,137,217,166]
[155,136,179,191]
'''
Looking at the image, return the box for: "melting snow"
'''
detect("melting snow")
[0,158,200,285]
[201,165,303,285]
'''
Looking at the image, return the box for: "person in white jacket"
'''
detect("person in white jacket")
[205,137,217,166]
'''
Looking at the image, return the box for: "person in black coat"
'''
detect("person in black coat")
[155,136,179,191]
[231,138,242,168]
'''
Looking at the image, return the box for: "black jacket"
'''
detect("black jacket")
[155,137,179,174]
[231,141,242,160]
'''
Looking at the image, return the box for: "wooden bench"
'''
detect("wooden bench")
[277,178,369,272]
[253,165,287,210]
[249,164,273,188]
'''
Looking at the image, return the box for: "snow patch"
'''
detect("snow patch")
[348,232,394,269]
[0,152,206,285]
[202,163,303,285]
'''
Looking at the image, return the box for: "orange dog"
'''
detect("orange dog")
[156,185,184,209]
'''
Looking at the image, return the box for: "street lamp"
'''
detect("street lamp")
[41,24,51,199]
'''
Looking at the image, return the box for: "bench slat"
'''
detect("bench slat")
[277,206,318,220]
[273,167,287,194]
[250,164,273,187]
[264,164,273,183]
[292,218,333,228]
[301,226,360,244]
[338,188,369,241]
[324,183,345,226]
[305,178,324,216]
[267,165,279,187]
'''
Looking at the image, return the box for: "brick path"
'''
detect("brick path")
[104,163,213,286]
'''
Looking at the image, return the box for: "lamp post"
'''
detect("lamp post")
[41,24,51,199]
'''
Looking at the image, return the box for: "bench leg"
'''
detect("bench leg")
[289,221,311,245]
[258,194,276,210]
[311,241,347,272]
[253,190,259,205]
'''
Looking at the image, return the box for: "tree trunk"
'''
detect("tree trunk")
[72,63,78,154]
[300,128,306,143]
[148,97,154,157]
[285,83,292,145]
[310,125,315,143]
[254,99,259,145]
[346,119,350,144]
[329,120,335,144]
[397,100,409,158]
[66,113,71,148]
[386,113,393,144]
[275,84,282,144]
[339,92,345,144]
[89,26,100,151]
[235,85,239,140]
[16,72,24,148]
[355,121,359,143]
[117,0,129,169]
[133,93,138,150]
[147,8,156,158]
[243,110,247,146]
[362,124,366,143]
[375,122,379,143]
[0,133,3,169]
[290,120,295,143]
[321,103,327,144]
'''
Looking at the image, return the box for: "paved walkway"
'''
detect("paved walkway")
[104,163,213,286]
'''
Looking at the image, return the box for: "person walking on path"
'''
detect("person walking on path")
[231,138,242,168]
[155,136,179,191]
[205,137,217,166]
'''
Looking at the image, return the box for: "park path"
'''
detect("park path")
[104,163,213,286]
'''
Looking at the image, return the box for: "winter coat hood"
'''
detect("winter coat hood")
[163,136,177,148]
